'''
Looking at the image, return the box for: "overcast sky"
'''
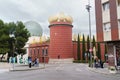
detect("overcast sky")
[0,0,96,36]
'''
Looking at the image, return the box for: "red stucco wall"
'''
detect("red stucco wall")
[49,23,73,59]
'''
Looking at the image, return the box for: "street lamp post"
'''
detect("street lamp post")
[44,48,45,68]
[43,46,48,68]
[9,33,15,70]
[42,47,45,68]
[86,0,92,67]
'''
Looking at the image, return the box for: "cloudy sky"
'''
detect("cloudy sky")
[0,0,96,36]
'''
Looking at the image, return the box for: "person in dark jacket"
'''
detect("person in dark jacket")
[28,57,32,68]
[100,59,104,68]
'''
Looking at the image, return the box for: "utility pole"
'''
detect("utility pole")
[9,33,15,70]
[86,0,92,67]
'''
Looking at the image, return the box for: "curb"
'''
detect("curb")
[9,67,45,71]
[88,67,110,75]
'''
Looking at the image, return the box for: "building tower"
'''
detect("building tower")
[48,13,73,63]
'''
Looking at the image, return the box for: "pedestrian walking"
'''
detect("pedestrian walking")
[94,57,98,68]
[28,57,32,68]
[100,59,104,68]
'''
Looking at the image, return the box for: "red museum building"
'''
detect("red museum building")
[28,13,75,63]
[28,13,105,63]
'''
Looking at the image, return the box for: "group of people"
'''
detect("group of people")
[116,51,120,66]
[94,58,104,68]
[28,57,39,68]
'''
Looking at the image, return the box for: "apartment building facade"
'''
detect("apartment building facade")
[95,0,120,68]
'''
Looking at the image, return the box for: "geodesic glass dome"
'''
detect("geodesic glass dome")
[24,21,43,36]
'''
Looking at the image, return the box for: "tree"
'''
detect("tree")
[77,34,80,60]
[0,20,10,61]
[87,35,90,61]
[82,34,86,60]
[97,42,101,60]
[0,20,30,61]
[9,21,30,56]
[8,22,17,57]
[92,35,96,48]
[104,43,108,61]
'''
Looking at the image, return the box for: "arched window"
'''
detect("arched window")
[42,49,44,56]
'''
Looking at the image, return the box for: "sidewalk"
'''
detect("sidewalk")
[0,62,10,73]
[9,63,46,71]
[0,62,119,74]
[0,62,47,71]
[0,62,10,69]
[88,67,110,75]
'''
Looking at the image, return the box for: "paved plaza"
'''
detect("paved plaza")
[0,63,120,80]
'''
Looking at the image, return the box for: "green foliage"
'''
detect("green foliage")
[92,35,96,48]
[87,35,90,61]
[0,20,4,28]
[9,21,30,56]
[97,42,101,60]
[0,20,9,55]
[104,43,108,61]
[77,34,81,60]
[104,44,107,54]
[82,34,86,60]
[109,66,116,71]
[0,19,30,58]
[87,35,90,52]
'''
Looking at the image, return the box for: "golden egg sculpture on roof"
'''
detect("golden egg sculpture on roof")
[48,12,73,24]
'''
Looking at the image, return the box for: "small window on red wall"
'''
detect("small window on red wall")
[42,49,48,56]
[42,49,44,56]
[30,49,32,56]
[34,48,36,55]
[46,49,48,56]
[38,48,40,54]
